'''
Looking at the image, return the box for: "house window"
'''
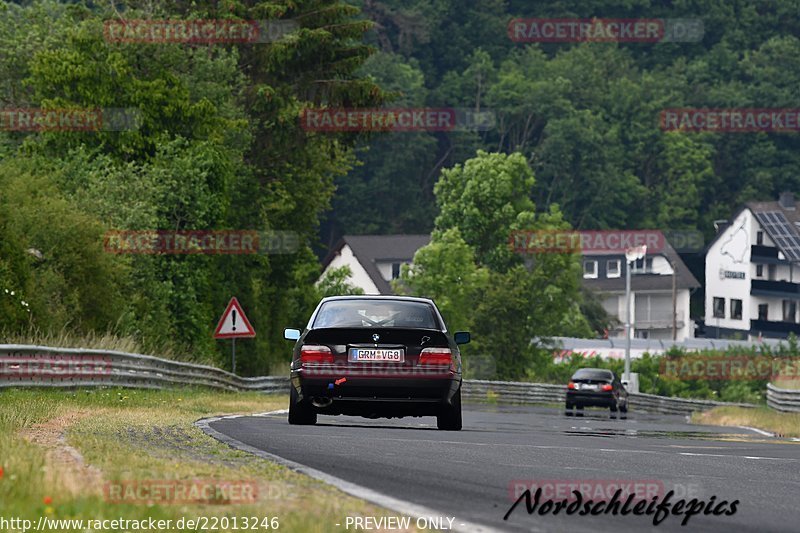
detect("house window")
[756,264,764,278]
[713,297,725,318]
[632,257,653,273]
[758,304,769,321]
[783,300,797,323]
[606,260,621,278]
[757,231,764,245]
[635,294,672,324]
[731,299,743,320]
[583,260,598,279]
[634,329,649,339]
[391,262,401,279]
[769,264,777,280]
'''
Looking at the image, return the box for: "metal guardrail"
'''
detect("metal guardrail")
[0,345,756,414]
[550,335,786,354]
[0,344,287,392]
[767,383,800,412]
[463,380,756,415]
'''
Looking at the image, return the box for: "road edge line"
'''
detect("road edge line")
[195,410,513,533]
[736,425,775,437]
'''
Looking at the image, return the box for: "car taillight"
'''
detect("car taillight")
[567,381,576,389]
[419,347,452,367]
[300,345,333,364]
[601,384,613,391]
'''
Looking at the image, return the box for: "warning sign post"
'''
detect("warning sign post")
[214,297,255,374]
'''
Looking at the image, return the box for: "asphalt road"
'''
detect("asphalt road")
[209,404,800,533]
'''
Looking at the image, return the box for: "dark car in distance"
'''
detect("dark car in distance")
[284,296,470,430]
[565,368,628,418]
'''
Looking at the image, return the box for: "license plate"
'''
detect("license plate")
[348,348,404,362]
[579,383,598,390]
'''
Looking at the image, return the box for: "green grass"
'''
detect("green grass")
[0,328,214,365]
[693,406,800,438]
[0,388,417,532]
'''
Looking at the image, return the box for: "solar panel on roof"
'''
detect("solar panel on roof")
[754,211,800,261]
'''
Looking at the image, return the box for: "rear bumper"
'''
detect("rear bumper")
[566,390,616,407]
[291,370,460,417]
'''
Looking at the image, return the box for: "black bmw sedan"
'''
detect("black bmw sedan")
[284,295,470,430]
[565,367,629,418]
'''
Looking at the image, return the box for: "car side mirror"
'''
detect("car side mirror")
[454,331,471,345]
[284,328,301,341]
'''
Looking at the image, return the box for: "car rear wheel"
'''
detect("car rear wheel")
[288,386,317,425]
[619,399,628,418]
[437,388,462,431]
[565,402,574,416]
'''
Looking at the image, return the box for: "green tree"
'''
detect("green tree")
[324,52,438,243]
[317,266,366,297]
[394,227,488,332]
[0,0,386,375]
[399,151,592,379]
[654,133,715,230]
[434,150,537,271]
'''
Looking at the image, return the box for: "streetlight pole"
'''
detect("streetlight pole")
[624,245,647,385]
[672,259,678,341]
[625,257,632,384]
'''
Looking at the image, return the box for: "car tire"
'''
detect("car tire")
[576,405,584,417]
[437,387,462,431]
[619,399,628,419]
[565,402,574,416]
[288,386,317,425]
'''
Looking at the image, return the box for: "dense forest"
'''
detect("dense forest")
[327,0,800,244]
[1,0,799,376]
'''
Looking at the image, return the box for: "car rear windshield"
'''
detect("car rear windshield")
[313,300,440,329]
[571,369,613,382]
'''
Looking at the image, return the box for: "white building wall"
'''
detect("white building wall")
[603,287,692,341]
[320,244,381,294]
[375,261,393,281]
[705,209,753,334]
[648,256,674,275]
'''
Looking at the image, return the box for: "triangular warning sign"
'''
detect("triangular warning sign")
[214,297,256,339]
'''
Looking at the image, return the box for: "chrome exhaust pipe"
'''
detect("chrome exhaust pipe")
[312,397,333,408]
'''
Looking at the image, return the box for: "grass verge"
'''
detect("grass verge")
[0,388,416,532]
[0,328,214,365]
[693,406,800,438]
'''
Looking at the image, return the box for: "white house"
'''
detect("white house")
[320,235,430,294]
[584,245,699,341]
[705,192,800,340]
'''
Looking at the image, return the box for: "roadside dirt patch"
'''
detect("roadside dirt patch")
[122,425,256,468]
[18,410,104,496]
